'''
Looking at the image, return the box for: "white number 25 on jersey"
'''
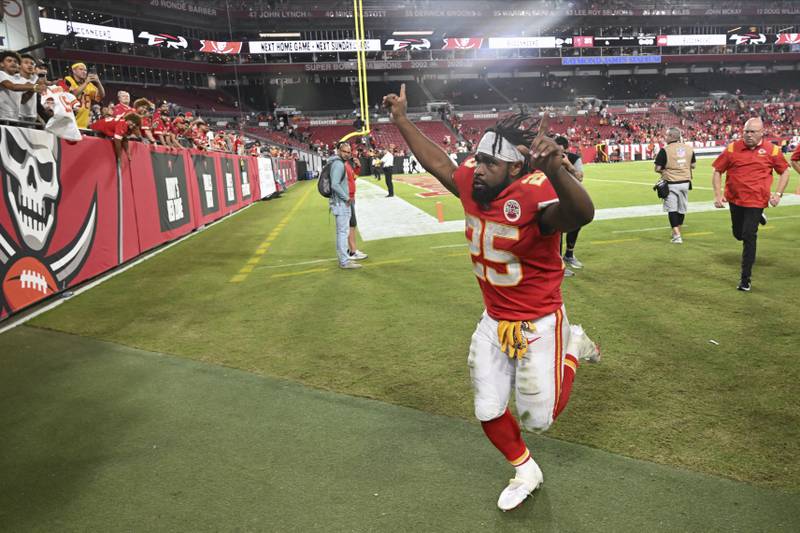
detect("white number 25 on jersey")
[465,214,522,287]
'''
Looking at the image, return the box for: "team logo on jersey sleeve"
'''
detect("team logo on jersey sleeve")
[503,199,521,222]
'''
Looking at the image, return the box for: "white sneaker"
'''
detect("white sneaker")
[497,460,543,511]
[349,250,368,260]
[339,261,362,269]
[671,235,683,244]
[567,325,601,363]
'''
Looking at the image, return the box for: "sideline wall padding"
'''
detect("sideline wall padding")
[0,126,285,320]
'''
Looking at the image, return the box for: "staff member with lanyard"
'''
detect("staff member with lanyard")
[712,117,790,291]
[654,127,695,244]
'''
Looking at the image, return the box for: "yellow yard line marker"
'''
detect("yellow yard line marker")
[590,237,640,245]
[683,231,714,237]
[230,185,314,283]
[271,267,330,279]
[362,259,413,267]
[445,252,467,257]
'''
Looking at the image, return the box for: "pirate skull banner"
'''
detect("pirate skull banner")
[0,127,118,318]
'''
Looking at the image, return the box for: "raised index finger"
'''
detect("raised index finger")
[400,83,406,100]
[537,113,549,137]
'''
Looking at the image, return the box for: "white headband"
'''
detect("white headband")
[476,131,526,163]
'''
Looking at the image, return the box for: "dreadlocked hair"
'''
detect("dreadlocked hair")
[485,113,540,174]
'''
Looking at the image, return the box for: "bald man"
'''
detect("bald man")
[712,118,790,291]
[654,127,695,243]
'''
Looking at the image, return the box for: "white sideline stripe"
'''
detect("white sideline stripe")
[0,204,257,335]
[355,183,800,241]
[355,180,463,241]
[584,178,714,191]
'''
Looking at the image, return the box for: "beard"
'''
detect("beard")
[472,173,511,211]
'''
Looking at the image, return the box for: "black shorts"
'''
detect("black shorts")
[349,201,357,228]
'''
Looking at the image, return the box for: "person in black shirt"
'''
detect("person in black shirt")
[555,136,585,274]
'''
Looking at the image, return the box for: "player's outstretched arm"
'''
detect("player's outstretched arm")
[525,116,594,232]
[383,84,459,197]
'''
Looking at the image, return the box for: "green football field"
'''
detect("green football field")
[2,158,800,532]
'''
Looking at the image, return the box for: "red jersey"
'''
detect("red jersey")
[151,114,167,135]
[139,115,152,132]
[345,161,357,201]
[113,103,132,117]
[791,143,800,162]
[712,140,788,208]
[90,117,130,139]
[454,156,563,321]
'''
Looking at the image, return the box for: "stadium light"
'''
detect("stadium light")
[259,32,301,38]
[392,31,434,36]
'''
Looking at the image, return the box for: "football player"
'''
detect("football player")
[383,85,600,511]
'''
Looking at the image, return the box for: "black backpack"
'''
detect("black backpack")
[317,157,345,198]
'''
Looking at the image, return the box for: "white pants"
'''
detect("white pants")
[467,307,569,432]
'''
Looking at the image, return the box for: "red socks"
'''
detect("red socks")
[481,408,530,466]
[554,354,579,420]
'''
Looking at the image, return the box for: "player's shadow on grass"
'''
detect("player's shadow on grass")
[0,340,148,531]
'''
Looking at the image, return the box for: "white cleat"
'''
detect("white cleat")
[568,324,601,363]
[497,460,543,512]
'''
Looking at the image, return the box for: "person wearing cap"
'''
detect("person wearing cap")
[654,127,695,244]
[383,85,598,512]
[59,62,105,128]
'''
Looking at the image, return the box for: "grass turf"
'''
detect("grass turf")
[2,326,799,532]
[17,159,800,493]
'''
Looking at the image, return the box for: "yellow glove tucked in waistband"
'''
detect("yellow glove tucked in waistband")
[497,320,536,360]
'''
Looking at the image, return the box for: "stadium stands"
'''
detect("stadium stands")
[104,83,240,113]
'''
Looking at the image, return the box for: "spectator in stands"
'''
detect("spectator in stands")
[555,136,585,273]
[190,119,210,150]
[381,145,395,197]
[113,91,132,117]
[0,51,40,121]
[90,112,141,161]
[152,100,182,151]
[90,104,102,123]
[60,62,105,129]
[712,117,791,291]
[133,98,156,144]
[654,127,695,244]
[345,156,368,262]
[17,54,39,123]
[33,60,53,123]
[329,142,361,269]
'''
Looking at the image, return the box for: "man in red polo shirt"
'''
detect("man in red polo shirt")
[712,117,790,291]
